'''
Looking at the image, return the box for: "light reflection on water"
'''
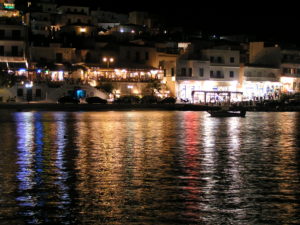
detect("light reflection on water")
[0,111,300,224]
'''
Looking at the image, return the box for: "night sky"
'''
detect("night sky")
[15,0,300,44]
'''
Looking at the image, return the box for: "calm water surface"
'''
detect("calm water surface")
[0,111,300,225]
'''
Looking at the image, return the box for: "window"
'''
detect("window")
[17,89,23,97]
[135,51,140,62]
[283,67,289,73]
[230,57,235,63]
[216,71,221,76]
[0,30,4,37]
[210,71,214,77]
[145,52,149,60]
[56,53,63,62]
[217,57,222,63]
[210,56,214,62]
[199,68,204,77]
[11,46,18,56]
[0,46,4,56]
[181,68,186,76]
[171,68,175,76]
[297,69,300,74]
[230,71,234,78]
[189,68,192,77]
[126,51,131,59]
[35,89,42,97]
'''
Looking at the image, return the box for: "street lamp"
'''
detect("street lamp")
[103,57,114,68]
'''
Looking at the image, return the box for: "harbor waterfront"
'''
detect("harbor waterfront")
[1,111,300,224]
[1,102,300,112]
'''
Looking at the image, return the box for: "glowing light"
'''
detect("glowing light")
[25,82,33,88]
[4,3,15,9]
[79,27,87,33]
[89,80,97,87]
[281,77,295,83]
[150,70,158,75]
[58,71,64,81]
[19,69,26,73]
[120,29,124,33]
[128,85,133,89]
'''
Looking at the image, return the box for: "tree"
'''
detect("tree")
[0,71,17,88]
[146,80,162,96]
[96,82,114,94]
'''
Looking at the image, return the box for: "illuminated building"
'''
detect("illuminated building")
[242,66,281,100]
[280,50,300,93]
[0,0,28,75]
[175,48,241,103]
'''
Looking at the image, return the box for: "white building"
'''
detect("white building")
[280,49,300,93]
[91,9,128,30]
[176,48,241,103]
[0,12,28,75]
[242,66,281,100]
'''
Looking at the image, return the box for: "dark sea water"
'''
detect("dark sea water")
[0,111,300,225]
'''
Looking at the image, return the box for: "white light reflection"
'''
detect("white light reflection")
[53,113,70,206]
[15,112,36,207]
[226,117,245,216]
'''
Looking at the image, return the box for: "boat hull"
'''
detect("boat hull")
[208,110,246,117]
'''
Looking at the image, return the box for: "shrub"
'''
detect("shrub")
[141,95,160,104]
[113,95,141,104]
[160,97,176,104]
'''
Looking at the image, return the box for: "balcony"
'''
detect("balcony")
[0,36,24,41]
[1,52,24,57]
[96,77,160,83]
[210,74,224,79]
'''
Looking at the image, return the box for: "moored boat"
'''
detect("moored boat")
[207,109,246,117]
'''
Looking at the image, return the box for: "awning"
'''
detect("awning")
[8,62,27,69]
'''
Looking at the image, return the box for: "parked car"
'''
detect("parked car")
[113,95,141,104]
[86,96,107,104]
[160,97,176,104]
[141,95,160,104]
[58,96,80,104]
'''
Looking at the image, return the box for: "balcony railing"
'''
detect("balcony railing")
[0,36,25,41]
[210,74,224,79]
[0,52,24,57]
[95,77,160,83]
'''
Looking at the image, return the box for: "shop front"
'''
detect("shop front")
[280,77,300,93]
[242,81,281,100]
[177,80,239,103]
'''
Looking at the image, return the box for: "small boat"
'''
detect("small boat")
[207,109,246,117]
